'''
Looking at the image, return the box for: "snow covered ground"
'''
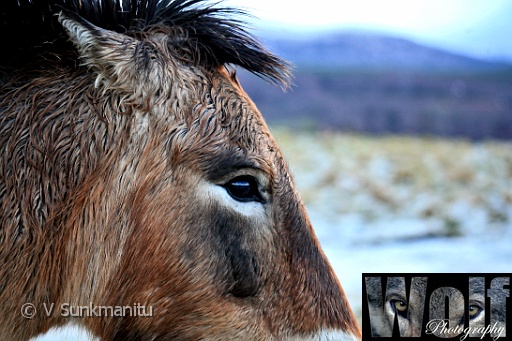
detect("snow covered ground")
[272,128,512,324]
[315,212,512,325]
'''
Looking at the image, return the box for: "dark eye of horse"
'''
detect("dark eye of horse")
[223,176,265,203]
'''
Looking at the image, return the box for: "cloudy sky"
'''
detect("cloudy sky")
[225,0,512,62]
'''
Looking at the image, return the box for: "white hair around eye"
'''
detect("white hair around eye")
[199,180,267,218]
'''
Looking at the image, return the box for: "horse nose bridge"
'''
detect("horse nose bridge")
[271,191,359,335]
[277,190,333,278]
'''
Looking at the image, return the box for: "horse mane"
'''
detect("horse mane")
[0,0,290,86]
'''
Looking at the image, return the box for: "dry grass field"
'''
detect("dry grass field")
[273,128,512,238]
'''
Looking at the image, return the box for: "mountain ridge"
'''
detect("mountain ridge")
[261,31,512,73]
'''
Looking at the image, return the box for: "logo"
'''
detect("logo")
[362,274,510,340]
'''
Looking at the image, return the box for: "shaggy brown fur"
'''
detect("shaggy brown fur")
[0,1,361,340]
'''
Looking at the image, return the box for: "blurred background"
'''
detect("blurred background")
[227,0,512,325]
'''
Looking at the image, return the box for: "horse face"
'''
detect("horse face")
[103,73,359,340]
[46,12,361,341]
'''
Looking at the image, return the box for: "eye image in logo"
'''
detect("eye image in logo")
[363,274,509,339]
[365,277,427,337]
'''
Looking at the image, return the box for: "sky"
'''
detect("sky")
[224,0,512,62]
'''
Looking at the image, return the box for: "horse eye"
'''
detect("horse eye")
[223,176,265,203]
[390,299,408,315]
[469,305,482,319]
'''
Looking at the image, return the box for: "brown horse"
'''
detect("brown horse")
[0,1,361,340]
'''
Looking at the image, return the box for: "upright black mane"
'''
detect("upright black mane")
[0,0,290,85]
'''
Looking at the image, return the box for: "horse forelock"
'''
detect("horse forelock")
[0,0,291,88]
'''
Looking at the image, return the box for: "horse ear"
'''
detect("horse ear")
[58,12,161,96]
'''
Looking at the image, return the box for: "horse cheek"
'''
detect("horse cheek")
[213,211,261,298]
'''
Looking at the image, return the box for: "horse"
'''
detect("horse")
[0,1,361,340]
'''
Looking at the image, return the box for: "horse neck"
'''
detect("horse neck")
[0,67,141,336]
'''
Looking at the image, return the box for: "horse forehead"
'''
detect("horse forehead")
[196,73,276,153]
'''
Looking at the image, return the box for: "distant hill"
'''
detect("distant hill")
[237,31,512,140]
[263,32,512,73]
